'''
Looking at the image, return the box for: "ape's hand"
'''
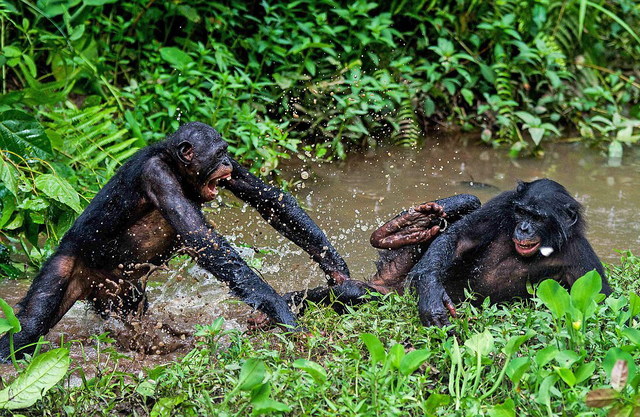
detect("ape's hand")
[417,284,457,328]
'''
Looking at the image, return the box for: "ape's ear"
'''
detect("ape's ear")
[564,203,579,227]
[516,181,526,194]
[178,141,194,163]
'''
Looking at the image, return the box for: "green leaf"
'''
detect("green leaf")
[84,0,119,6]
[150,395,185,417]
[465,330,494,357]
[570,270,602,318]
[423,97,435,117]
[460,88,474,106]
[399,349,430,376]
[629,292,640,318]
[0,157,19,198]
[503,330,535,356]
[0,348,70,409]
[506,357,530,384]
[386,344,405,370]
[575,362,596,384]
[35,174,82,213]
[159,47,193,72]
[0,110,52,158]
[488,398,515,417]
[424,393,451,411]
[251,399,291,415]
[528,127,544,146]
[292,359,327,384]
[556,367,576,387]
[360,333,385,364]
[621,327,640,346]
[0,298,20,333]
[536,279,569,319]
[535,345,559,368]
[237,359,266,391]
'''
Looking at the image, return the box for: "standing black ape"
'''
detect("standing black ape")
[286,179,611,328]
[0,122,349,359]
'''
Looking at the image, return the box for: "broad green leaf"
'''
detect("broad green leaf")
[487,398,515,417]
[159,47,193,72]
[0,298,20,333]
[503,330,535,356]
[0,110,52,158]
[399,349,430,376]
[0,158,19,198]
[0,319,13,334]
[570,270,601,318]
[555,367,576,387]
[506,357,530,384]
[250,382,271,403]
[629,292,640,318]
[536,279,569,319]
[621,327,640,346]
[575,362,596,384]
[34,174,82,213]
[292,359,327,384]
[251,399,291,415]
[535,345,558,367]
[424,393,451,411]
[360,333,385,364]
[237,359,266,391]
[0,348,70,409]
[465,330,494,357]
[528,127,544,146]
[150,395,185,417]
[534,375,557,406]
[84,0,118,5]
[386,343,404,370]
[423,97,435,117]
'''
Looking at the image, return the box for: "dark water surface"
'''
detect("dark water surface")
[1,139,639,372]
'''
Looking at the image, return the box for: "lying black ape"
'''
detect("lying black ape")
[286,179,611,328]
[0,122,349,359]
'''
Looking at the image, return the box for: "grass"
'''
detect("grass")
[1,251,638,416]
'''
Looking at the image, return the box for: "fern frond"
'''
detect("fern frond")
[391,97,420,147]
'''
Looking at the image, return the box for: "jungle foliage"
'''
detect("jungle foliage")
[0,0,640,272]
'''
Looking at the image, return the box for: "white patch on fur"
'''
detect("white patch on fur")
[540,247,554,257]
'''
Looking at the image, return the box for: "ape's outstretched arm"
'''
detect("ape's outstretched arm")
[144,157,299,328]
[224,159,350,285]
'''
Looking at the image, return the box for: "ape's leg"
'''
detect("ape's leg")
[0,254,87,359]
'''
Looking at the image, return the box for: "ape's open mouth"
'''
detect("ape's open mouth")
[203,172,232,201]
[513,238,541,257]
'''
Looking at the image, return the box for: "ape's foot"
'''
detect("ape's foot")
[246,312,276,331]
[370,202,446,249]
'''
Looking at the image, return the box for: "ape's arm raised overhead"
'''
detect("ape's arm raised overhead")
[0,122,349,360]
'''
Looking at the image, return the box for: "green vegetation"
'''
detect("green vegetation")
[1,1,640,415]
[1,0,640,272]
[0,252,638,416]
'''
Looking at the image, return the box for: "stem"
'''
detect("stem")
[9,332,18,370]
[479,357,511,401]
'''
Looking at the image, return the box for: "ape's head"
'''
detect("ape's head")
[168,122,233,201]
[511,179,583,257]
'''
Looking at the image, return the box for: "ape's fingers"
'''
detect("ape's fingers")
[441,290,457,318]
[414,202,444,215]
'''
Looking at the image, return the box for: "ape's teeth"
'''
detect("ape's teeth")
[540,247,554,257]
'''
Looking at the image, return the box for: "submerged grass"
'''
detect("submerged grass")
[1,251,638,416]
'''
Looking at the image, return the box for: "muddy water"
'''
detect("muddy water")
[1,138,639,372]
